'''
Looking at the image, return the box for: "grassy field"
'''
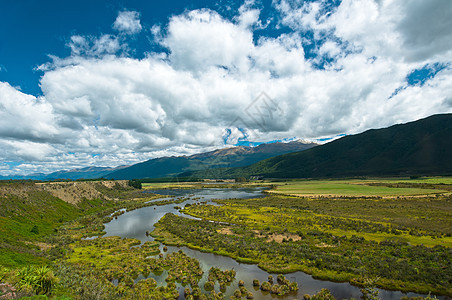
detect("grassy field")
[2,178,451,298]
[267,178,450,197]
[0,180,195,299]
[158,189,452,296]
[151,177,452,296]
[0,181,162,268]
[141,181,266,190]
[142,182,202,189]
[379,177,452,184]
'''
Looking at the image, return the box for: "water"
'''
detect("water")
[103,187,441,299]
[103,188,264,243]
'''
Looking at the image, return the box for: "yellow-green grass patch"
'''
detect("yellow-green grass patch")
[268,180,446,197]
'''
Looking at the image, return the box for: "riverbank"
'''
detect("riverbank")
[1,181,450,299]
[150,189,452,297]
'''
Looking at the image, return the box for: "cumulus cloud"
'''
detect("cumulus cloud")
[275,0,452,63]
[0,82,59,142]
[0,1,451,175]
[1,140,55,161]
[113,11,142,34]
[164,9,254,72]
[397,0,452,62]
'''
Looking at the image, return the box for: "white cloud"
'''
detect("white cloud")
[164,9,254,72]
[236,0,263,29]
[318,41,341,58]
[1,140,55,161]
[275,0,452,63]
[0,82,59,142]
[113,11,142,34]
[0,1,451,176]
[68,35,121,57]
[397,0,452,62]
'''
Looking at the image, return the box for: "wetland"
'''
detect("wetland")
[0,179,451,299]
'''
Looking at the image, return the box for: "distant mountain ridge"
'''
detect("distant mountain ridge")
[191,114,452,179]
[0,166,128,181]
[44,166,129,180]
[7,114,449,181]
[0,141,317,181]
[105,140,318,180]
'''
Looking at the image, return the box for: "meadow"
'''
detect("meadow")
[152,178,452,296]
[266,178,451,197]
[1,178,450,299]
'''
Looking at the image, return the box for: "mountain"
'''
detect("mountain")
[0,173,47,181]
[0,166,128,181]
[105,141,317,180]
[193,114,452,179]
[44,166,129,180]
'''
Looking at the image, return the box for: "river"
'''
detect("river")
[103,187,437,299]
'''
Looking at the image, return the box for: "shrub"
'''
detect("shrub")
[15,266,58,295]
[310,288,336,300]
[234,289,242,297]
[260,281,271,291]
[289,281,299,291]
[30,225,39,235]
[277,274,285,283]
[0,267,9,282]
[127,180,142,189]
[204,281,214,291]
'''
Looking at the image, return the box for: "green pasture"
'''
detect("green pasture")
[142,182,198,189]
[269,179,448,197]
[377,176,452,184]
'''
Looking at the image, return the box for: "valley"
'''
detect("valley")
[1,1,451,298]
[0,178,451,299]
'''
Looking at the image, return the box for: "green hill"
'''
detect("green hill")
[194,114,452,179]
[105,141,317,180]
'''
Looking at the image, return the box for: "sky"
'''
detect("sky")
[0,0,451,176]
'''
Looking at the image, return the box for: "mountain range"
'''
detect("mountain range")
[0,141,317,181]
[3,114,451,181]
[105,141,317,180]
[191,114,452,179]
[0,166,128,181]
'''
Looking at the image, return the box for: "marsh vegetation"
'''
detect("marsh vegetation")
[0,178,450,299]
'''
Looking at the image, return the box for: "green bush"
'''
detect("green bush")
[128,179,142,189]
[0,267,9,282]
[310,288,336,300]
[30,225,39,235]
[15,266,58,295]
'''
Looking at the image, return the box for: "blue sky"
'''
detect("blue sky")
[0,0,236,95]
[0,0,451,175]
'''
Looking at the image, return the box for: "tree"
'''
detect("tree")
[30,225,39,235]
[128,179,142,189]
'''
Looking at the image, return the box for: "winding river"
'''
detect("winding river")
[103,187,436,299]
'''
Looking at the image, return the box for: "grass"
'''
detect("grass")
[379,176,452,184]
[151,182,452,296]
[0,181,159,268]
[66,236,157,270]
[2,178,452,298]
[154,210,452,296]
[268,179,449,197]
[0,190,101,268]
[142,181,266,190]
[184,199,452,247]
[142,182,202,189]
